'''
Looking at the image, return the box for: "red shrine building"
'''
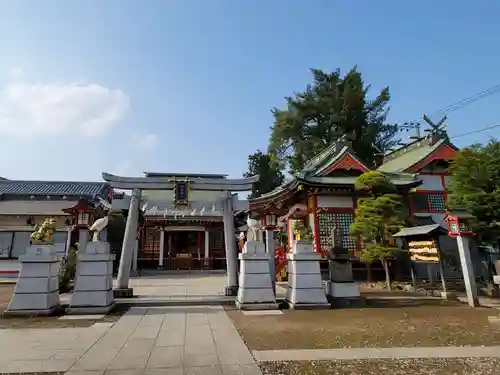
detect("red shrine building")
[249,130,458,278]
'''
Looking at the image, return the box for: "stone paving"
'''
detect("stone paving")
[112,273,287,305]
[252,346,500,362]
[0,305,262,375]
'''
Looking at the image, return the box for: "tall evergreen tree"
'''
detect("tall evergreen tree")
[268,67,403,173]
[244,150,285,199]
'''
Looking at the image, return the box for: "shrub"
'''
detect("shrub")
[59,246,78,293]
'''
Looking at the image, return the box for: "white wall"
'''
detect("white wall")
[317,196,353,208]
[417,175,444,191]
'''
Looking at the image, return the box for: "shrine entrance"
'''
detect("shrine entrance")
[102,172,257,298]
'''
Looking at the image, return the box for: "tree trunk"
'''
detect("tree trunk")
[382,259,391,292]
[367,263,373,282]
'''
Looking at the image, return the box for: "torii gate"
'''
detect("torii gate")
[102,172,258,297]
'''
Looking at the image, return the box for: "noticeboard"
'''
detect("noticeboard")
[408,239,440,263]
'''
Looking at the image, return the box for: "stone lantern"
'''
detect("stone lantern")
[63,199,97,253]
[444,210,478,307]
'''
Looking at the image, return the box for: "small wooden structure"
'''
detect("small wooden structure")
[393,224,450,293]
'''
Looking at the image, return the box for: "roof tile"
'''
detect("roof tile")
[0,180,108,197]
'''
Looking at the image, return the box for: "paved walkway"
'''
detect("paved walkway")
[0,305,263,375]
[252,346,500,362]
[110,274,287,305]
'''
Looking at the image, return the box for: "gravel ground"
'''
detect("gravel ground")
[260,358,500,375]
[227,300,500,350]
[0,284,128,329]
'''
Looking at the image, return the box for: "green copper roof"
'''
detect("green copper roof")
[248,178,299,203]
[301,171,420,187]
[377,138,446,173]
[302,135,368,177]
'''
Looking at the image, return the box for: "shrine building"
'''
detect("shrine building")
[249,129,459,278]
[132,172,249,270]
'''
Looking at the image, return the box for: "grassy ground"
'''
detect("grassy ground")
[0,283,128,329]
[227,299,500,350]
[260,359,500,375]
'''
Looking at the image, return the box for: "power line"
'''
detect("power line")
[433,84,500,117]
[450,123,500,140]
[402,83,500,128]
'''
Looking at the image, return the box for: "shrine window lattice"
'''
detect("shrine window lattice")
[141,229,160,259]
[411,192,446,212]
[318,212,356,254]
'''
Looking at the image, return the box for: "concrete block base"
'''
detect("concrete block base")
[325,281,360,298]
[224,285,238,296]
[113,288,134,298]
[287,301,330,310]
[3,304,63,317]
[440,291,458,301]
[235,301,279,310]
[493,275,500,286]
[6,244,61,316]
[66,302,116,315]
[236,241,277,308]
[327,295,367,308]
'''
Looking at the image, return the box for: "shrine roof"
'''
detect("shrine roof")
[248,170,421,205]
[302,136,370,176]
[0,180,109,198]
[393,224,447,238]
[378,137,457,173]
[302,171,420,187]
[249,179,299,203]
[143,172,227,179]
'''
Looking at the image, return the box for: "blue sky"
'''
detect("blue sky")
[1,1,499,182]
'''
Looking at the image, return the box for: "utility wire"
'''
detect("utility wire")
[450,123,500,140]
[433,84,500,117]
[402,83,500,128]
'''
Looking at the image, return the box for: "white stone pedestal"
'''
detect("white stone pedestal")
[494,275,500,284]
[325,282,361,298]
[236,241,278,310]
[67,242,116,314]
[286,241,329,309]
[5,244,61,316]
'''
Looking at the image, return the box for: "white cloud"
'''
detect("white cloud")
[131,132,158,149]
[0,71,130,138]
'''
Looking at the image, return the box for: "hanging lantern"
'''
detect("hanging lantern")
[444,210,475,237]
[62,199,96,228]
[262,213,278,229]
[77,212,89,225]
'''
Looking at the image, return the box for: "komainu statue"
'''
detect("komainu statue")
[30,218,57,245]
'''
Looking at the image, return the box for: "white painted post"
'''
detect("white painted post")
[78,229,89,254]
[116,188,142,296]
[65,227,72,256]
[159,230,165,267]
[204,230,210,259]
[456,235,479,307]
[132,240,138,274]
[265,229,276,295]
[223,192,238,296]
